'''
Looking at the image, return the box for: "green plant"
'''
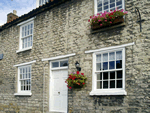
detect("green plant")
[65,71,87,89]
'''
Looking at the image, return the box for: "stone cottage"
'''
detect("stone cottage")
[0,0,149,113]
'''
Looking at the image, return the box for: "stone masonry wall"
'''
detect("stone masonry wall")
[0,0,150,113]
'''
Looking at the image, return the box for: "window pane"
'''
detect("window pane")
[96,54,101,62]
[97,73,102,80]
[96,63,101,71]
[109,52,115,61]
[20,74,22,79]
[26,85,29,90]
[116,51,122,60]
[110,3,115,8]
[103,81,108,89]
[60,60,68,67]
[104,5,108,10]
[110,80,115,88]
[97,81,102,89]
[117,70,122,78]
[103,72,108,80]
[117,80,122,88]
[21,86,24,90]
[29,85,31,90]
[104,0,108,5]
[22,27,24,37]
[116,0,122,6]
[30,24,33,34]
[109,61,115,69]
[21,81,24,86]
[103,53,108,62]
[117,5,122,9]
[98,7,102,12]
[110,71,115,79]
[116,60,122,69]
[52,62,59,68]
[97,0,102,7]
[103,62,108,70]
[110,0,115,3]
[31,36,33,46]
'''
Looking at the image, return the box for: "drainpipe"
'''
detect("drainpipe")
[43,63,48,113]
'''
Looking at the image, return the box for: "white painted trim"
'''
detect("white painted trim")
[16,46,32,53]
[17,17,36,26]
[89,89,127,96]
[85,42,134,54]
[13,60,36,67]
[14,92,32,96]
[42,53,76,61]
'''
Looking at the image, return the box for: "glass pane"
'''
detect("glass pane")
[20,68,22,74]
[25,26,27,36]
[29,79,31,84]
[103,53,108,62]
[29,85,31,90]
[104,5,108,10]
[23,68,25,73]
[98,7,102,12]
[104,0,108,5]
[109,52,115,61]
[21,81,24,86]
[26,80,29,85]
[116,51,122,60]
[109,61,115,69]
[116,60,122,69]
[97,0,102,7]
[117,70,122,78]
[97,73,102,80]
[103,62,108,70]
[52,62,59,68]
[97,81,102,89]
[116,0,122,6]
[96,54,101,62]
[26,85,28,90]
[110,80,115,88]
[21,86,24,90]
[110,3,115,8]
[103,72,108,80]
[20,74,22,79]
[24,86,26,90]
[117,5,122,9]
[96,63,101,71]
[110,0,115,3]
[103,81,108,89]
[110,71,115,79]
[60,60,68,67]
[117,80,122,88]
[29,73,31,78]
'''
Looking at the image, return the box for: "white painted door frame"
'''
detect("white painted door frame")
[49,58,68,113]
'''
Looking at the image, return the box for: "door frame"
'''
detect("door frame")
[49,58,68,113]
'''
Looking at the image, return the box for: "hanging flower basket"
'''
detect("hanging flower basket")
[88,8,128,30]
[65,71,87,89]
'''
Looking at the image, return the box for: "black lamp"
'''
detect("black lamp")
[75,61,81,71]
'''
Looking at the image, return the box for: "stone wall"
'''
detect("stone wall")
[0,0,150,113]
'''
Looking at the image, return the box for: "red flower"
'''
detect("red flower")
[88,19,90,22]
[113,17,115,19]
[69,87,72,89]
[76,71,79,74]
[72,78,75,80]
[82,83,85,85]
[90,16,92,18]
[67,85,68,87]
[81,73,84,75]
[65,81,67,83]
[110,17,112,19]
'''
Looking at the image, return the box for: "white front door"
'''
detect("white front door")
[50,69,68,113]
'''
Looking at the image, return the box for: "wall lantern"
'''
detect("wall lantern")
[135,7,145,32]
[75,61,81,71]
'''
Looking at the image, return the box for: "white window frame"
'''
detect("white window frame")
[90,47,127,95]
[94,0,125,14]
[16,17,35,53]
[14,60,36,96]
[36,0,49,7]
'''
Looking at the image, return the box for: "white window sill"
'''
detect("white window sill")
[16,47,32,53]
[89,89,127,96]
[14,92,32,96]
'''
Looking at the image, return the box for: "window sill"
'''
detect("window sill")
[91,22,126,34]
[89,89,127,96]
[16,47,32,53]
[14,92,32,96]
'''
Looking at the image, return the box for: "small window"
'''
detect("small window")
[18,65,31,91]
[51,59,68,68]
[19,21,34,50]
[94,0,125,14]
